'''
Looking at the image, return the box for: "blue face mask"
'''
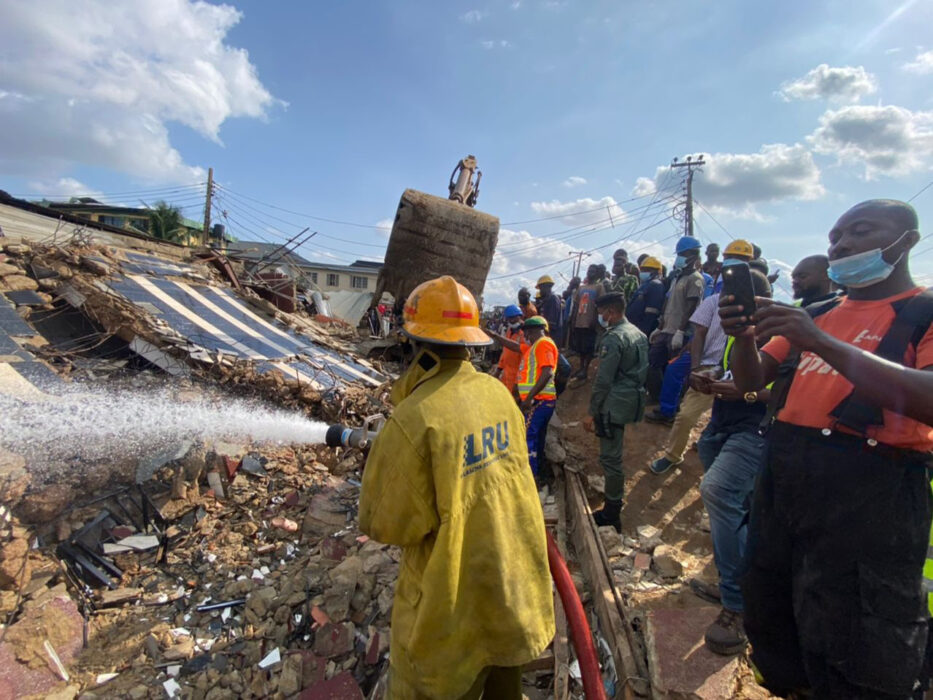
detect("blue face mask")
[828,231,909,289]
[639,271,652,283]
[674,254,688,270]
[597,314,609,328]
[721,258,744,268]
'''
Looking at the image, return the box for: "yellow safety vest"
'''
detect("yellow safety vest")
[925,481,933,616]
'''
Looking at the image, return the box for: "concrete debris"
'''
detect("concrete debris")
[651,544,685,580]
[636,524,663,552]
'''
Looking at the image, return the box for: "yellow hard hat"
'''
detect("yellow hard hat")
[536,274,555,288]
[724,239,754,259]
[402,276,491,346]
[640,256,662,271]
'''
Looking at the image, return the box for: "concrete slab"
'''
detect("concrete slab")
[645,606,742,699]
[0,594,84,699]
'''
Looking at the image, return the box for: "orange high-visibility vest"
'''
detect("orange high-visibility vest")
[517,336,558,401]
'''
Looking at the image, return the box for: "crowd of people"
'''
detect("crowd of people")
[359,198,932,700]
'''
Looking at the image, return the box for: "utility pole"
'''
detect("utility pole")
[568,250,590,279]
[202,167,214,247]
[670,155,705,238]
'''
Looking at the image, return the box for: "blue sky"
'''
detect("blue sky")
[1,0,932,304]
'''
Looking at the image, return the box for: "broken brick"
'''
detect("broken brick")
[299,671,363,700]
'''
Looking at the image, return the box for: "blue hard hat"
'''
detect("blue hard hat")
[675,236,702,254]
[504,304,523,318]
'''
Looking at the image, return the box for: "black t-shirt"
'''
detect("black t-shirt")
[709,396,766,435]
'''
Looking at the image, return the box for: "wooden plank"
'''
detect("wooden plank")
[524,649,555,672]
[553,477,571,700]
[565,470,649,698]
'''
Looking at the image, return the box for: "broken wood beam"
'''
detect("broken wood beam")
[564,468,650,698]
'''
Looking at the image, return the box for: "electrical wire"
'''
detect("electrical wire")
[213,185,390,248]
[693,199,736,241]
[500,188,666,226]
[11,183,206,200]
[488,215,678,280]
[214,191,385,256]
[908,179,933,203]
[495,195,679,257]
[215,184,388,231]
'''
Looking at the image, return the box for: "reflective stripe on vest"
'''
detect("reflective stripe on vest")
[517,337,557,400]
[926,480,933,616]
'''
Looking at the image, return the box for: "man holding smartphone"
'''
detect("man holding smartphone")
[693,267,773,656]
[720,200,933,698]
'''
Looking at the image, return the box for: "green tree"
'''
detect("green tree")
[148,201,187,243]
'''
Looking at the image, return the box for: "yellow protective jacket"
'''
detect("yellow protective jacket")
[359,347,555,699]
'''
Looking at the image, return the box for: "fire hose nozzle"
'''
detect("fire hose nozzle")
[325,414,386,450]
[325,424,370,449]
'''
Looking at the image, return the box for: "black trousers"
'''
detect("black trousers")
[743,422,933,699]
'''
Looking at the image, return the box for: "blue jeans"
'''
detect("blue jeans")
[525,400,555,477]
[698,426,766,613]
[659,350,691,417]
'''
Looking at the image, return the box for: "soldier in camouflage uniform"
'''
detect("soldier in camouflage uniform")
[607,248,639,302]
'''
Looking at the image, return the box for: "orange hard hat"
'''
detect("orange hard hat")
[402,276,491,346]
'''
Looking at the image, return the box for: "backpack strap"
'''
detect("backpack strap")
[759,295,844,433]
[829,289,933,434]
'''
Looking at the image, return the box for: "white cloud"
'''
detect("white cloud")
[808,104,933,178]
[777,64,877,104]
[638,144,824,220]
[483,227,605,306]
[0,0,281,184]
[904,50,933,74]
[563,176,587,188]
[632,177,657,197]
[529,196,625,226]
[25,177,101,199]
[375,218,394,238]
[480,39,511,50]
[460,9,486,23]
[482,229,675,306]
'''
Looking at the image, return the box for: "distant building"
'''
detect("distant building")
[41,197,215,246]
[226,241,383,293]
[302,260,382,293]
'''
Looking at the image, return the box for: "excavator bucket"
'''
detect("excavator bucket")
[374,188,499,306]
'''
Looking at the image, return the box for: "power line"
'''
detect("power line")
[495,195,679,257]
[908,179,933,203]
[11,183,206,200]
[693,199,736,241]
[215,184,388,231]
[212,191,381,259]
[499,189,666,226]
[489,215,677,280]
[214,185,390,248]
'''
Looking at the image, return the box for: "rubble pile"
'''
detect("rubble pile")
[1,439,399,699]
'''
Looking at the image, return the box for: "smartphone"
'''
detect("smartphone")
[721,261,756,324]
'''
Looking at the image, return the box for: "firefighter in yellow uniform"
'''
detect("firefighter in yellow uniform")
[359,276,555,700]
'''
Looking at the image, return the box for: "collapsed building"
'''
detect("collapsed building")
[0,183,750,700]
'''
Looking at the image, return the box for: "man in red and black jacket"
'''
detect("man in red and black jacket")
[720,199,933,698]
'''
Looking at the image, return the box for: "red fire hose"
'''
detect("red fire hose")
[546,530,607,700]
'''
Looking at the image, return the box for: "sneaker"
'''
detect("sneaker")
[644,409,674,425]
[688,578,721,605]
[649,456,681,475]
[704,607,747,655]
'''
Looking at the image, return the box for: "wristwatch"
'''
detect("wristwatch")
[743,391,758,404]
